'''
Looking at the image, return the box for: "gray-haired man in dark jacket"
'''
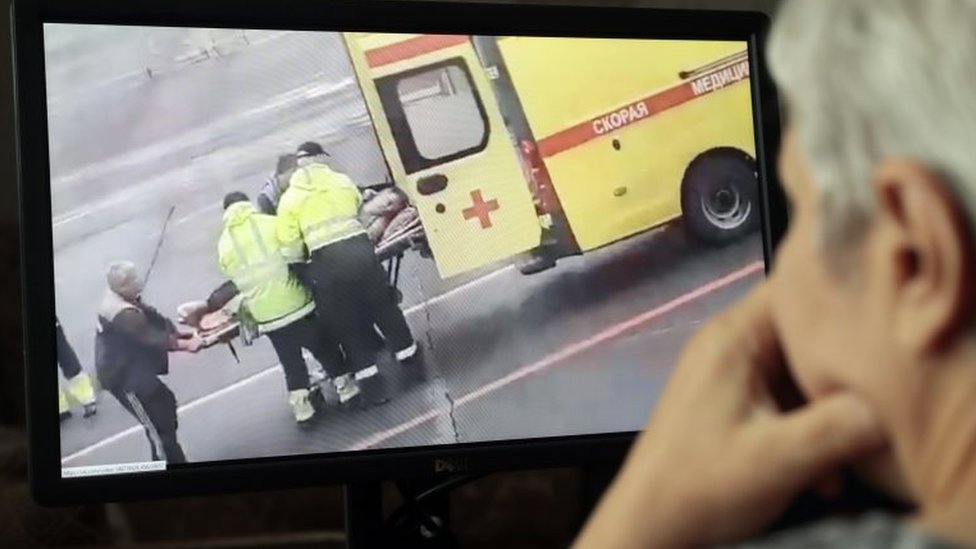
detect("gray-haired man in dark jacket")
[94,260,202,464]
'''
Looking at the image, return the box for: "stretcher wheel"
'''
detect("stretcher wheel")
[418,242,432,259]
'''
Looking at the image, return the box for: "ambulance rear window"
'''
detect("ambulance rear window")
[377,59,490,173]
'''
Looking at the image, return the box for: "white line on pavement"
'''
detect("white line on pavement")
[173,203,222,226]
[53,207,97,228]
[61,366,283,466]
[401,266,513,315]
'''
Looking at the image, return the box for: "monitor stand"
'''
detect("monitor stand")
[344,479,459,549]
[344,461,622,548]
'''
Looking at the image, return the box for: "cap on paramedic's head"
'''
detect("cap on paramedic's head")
[223,191,250,210]
[296,141,327,159]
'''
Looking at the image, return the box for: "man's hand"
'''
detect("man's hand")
[574,284,887,549]
[176,333,205,354]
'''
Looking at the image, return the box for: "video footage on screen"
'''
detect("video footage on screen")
[47,26,765,478]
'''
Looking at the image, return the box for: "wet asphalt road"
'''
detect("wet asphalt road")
[49,27,766,469]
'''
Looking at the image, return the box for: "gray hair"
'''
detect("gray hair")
[768,0,976,251]
[106,260,143,299]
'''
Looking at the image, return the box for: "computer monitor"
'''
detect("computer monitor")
[14,0,786,505]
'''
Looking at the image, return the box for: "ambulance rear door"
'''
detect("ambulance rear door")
[344,33,542,279]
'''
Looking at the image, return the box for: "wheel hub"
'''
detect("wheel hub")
[700,182,752,231]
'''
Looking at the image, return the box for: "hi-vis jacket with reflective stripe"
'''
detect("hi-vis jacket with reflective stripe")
[218,202,315,332]
[276,157,366,262]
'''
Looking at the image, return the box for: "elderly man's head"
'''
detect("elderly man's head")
[106,260,144,301]
[275,153,298,190]
[771,0,976,248]
[766,0,976,501]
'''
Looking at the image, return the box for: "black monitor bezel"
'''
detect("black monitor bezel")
[13,0,787,505]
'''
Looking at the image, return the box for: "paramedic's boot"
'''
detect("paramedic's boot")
[288,389,316,425]
[67,372,97,418]
[59,390,71,422]
[333,374,361,404]
[357,352,395,408]
[301,350,327,408]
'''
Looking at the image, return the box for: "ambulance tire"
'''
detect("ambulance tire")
[681,153,759,245]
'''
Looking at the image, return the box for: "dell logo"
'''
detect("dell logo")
[433,457,469,474]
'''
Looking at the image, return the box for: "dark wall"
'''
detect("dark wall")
[0,0,21,427]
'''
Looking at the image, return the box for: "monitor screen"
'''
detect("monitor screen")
[45,25,767,480]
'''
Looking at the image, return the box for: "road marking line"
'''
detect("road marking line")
[174,203,222,226]
[403,266,513,315]
[61,367,283,465]
[53,208,97,228]
[346,260,764,451]
[61,265,513,465]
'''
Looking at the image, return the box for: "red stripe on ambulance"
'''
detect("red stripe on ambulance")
[366,35,470,68]
[537,59,750,158]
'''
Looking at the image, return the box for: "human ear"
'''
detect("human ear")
[873,159,976,353]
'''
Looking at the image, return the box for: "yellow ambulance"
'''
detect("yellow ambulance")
[343,33,758,279]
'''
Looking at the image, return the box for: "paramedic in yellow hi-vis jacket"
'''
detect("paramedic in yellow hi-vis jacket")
[277,142,418,380]
[218,191,361,424]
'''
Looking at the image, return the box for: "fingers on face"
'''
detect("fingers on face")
[765,393,886,488]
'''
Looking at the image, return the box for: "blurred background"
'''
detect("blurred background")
[0,0,776,547]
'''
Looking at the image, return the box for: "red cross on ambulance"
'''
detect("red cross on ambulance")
[462,190,500,229]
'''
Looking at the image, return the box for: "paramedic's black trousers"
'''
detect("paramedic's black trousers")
[110,380,186,464]
[310,234,414,371]
[56,318,82,379]
[266,313,348,391]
